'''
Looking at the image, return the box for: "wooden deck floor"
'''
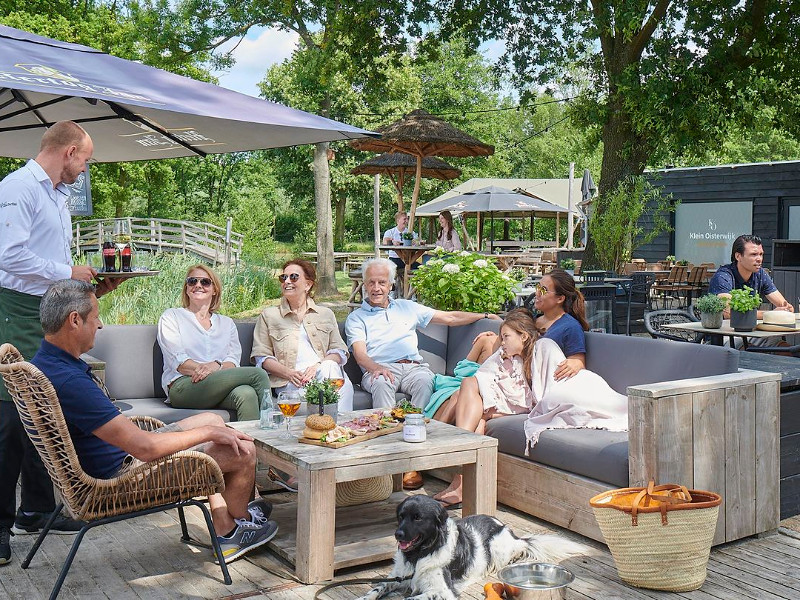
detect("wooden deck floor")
[3,485,800,600]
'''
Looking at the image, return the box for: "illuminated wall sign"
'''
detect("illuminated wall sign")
[674,201,753,265]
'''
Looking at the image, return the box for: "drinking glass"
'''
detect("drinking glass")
[277,391,301,438]
[328,363,345,394]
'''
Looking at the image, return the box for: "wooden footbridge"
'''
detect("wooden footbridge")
[72,217,243,266]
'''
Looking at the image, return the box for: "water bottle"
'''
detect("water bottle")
[260,390,279,429]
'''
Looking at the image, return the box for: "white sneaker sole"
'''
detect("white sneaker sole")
[12,526,80,535]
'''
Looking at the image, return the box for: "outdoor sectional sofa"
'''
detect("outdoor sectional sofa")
[89,319,780,546]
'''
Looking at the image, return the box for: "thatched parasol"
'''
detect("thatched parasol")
[351,153,462,212]
[351,109,494,230]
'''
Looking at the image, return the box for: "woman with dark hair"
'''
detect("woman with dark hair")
[251,259,353,410]
[157,264,270,420]
[435,210,462,252]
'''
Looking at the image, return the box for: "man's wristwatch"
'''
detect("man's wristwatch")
[214,359,223,369]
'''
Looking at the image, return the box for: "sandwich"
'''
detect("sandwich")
[303,413,337,440]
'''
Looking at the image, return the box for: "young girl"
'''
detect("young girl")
[434,310,539,506]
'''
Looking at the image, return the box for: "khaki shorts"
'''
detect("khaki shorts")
[115,422,212,476]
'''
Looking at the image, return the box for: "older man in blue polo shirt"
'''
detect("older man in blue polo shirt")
[30,280,278,564]
[346,258,500,409]
[346,258,500,490]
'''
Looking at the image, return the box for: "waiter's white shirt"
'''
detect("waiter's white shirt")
[0,160,73,296]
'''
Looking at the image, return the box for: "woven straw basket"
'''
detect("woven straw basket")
[590,481,722,592]
[336,475,393,507]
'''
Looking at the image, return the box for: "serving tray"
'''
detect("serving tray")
[94,270,160,278]
[298,423,403,448]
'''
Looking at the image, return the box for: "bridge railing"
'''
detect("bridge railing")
[72,217,243,266]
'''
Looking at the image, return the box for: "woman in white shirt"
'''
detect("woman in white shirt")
[435,210,462,252]
[250,259,353,410]
[157,265,270,420]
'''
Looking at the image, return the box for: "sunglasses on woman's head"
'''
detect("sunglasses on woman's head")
[186,276,212,287]
[278,273,301,282]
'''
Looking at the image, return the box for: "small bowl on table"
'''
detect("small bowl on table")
[497,562,575,600]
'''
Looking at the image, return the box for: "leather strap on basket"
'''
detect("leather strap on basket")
[630,481,693,526]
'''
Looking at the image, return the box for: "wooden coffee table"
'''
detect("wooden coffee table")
[229,413,498,583]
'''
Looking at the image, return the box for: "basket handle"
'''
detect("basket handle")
[630,480,693,526]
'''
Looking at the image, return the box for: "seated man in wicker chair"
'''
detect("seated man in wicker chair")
[30,279,277,564]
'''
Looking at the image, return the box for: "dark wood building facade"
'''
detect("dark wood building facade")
[638,160,800,267]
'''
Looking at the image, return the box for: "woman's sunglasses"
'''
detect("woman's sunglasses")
[186,276,212,287]
[535,283,552,295]
[278,273,301,283]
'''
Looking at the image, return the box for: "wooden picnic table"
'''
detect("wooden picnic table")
[378,244,435,298]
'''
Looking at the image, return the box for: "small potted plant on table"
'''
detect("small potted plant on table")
[560,258,576,275]
[401,231,414,246]
[304,379,340,420]
[695,293,726,329]
[728,286,761,332]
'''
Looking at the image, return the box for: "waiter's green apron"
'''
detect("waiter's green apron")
[0,287,43,402]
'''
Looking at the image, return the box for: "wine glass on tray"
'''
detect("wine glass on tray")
[277,391,301,438]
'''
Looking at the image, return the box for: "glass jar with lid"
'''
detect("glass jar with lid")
[403,413,426,443]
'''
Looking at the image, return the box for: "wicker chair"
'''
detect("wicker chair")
[0,344,230,599]
[644,309,704,343]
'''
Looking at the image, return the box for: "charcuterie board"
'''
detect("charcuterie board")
[298,423,403,448]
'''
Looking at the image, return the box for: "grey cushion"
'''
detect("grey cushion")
[485,414,630,487]
[585,331,739,394]
[115,399,235,423]
[92,325,164,400]
[445,320,501,375]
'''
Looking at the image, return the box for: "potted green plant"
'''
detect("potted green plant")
[665,255,676,266]
[695,294,726,329]
[304,379,340,419]
[728,286,761,332]
[401,231,414,246]
[676,259,689,266]
[560,258,576,274]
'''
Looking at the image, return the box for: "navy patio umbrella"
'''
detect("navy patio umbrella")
[0,25,375,162]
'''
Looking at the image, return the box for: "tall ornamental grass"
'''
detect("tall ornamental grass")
[94,252,281,324]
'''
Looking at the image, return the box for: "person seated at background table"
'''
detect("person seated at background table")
[157,264,270,421]
[250,259,353,410]
[32,279,277,563]
[345,257,501,490]
[431,308,625,508]
[709,234,793,317]
[434,210,462,252]
[382,210,420,271]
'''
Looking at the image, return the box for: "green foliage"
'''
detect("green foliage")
[410,248,517,312]
[695,294,726,314]
[559,258,576,270]
[676,259,689,266]
[588,176,674,273]
[401,231,414,240]
[729,286,761,313]
[95,252,280,324]
[304,379,340,405]
[665,255,676,263]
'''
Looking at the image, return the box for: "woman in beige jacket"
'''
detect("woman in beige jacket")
[251,259,353,410]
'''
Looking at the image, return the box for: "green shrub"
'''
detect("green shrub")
[695,294,726,314]
[96,252,281,324]
[410,248,516,312]
[560,258,576,270]
[729,286,761,313]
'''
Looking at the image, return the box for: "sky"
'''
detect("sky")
[212,26,506,98]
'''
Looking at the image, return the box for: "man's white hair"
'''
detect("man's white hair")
[362,257,397,282]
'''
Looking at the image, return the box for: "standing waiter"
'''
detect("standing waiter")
[0,121,124,565]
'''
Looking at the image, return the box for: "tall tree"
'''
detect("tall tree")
[164,0,415,294]
[434,0,799,265]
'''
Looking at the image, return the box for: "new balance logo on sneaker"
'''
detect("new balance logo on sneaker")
[215,517,278,564]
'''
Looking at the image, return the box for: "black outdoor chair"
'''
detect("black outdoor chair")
[582,270,607,285]
[644,309,704,343]
[614,271,656,335]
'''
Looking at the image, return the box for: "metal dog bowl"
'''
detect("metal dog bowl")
[498,562,575,600]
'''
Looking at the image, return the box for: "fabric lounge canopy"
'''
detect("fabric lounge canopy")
[0,25,375,162]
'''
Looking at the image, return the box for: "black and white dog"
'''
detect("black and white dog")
[357,495,583,600]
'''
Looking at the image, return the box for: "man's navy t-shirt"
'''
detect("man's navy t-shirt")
[708,262,777,298]
[31,339,127,478]
[543,313,586,357]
